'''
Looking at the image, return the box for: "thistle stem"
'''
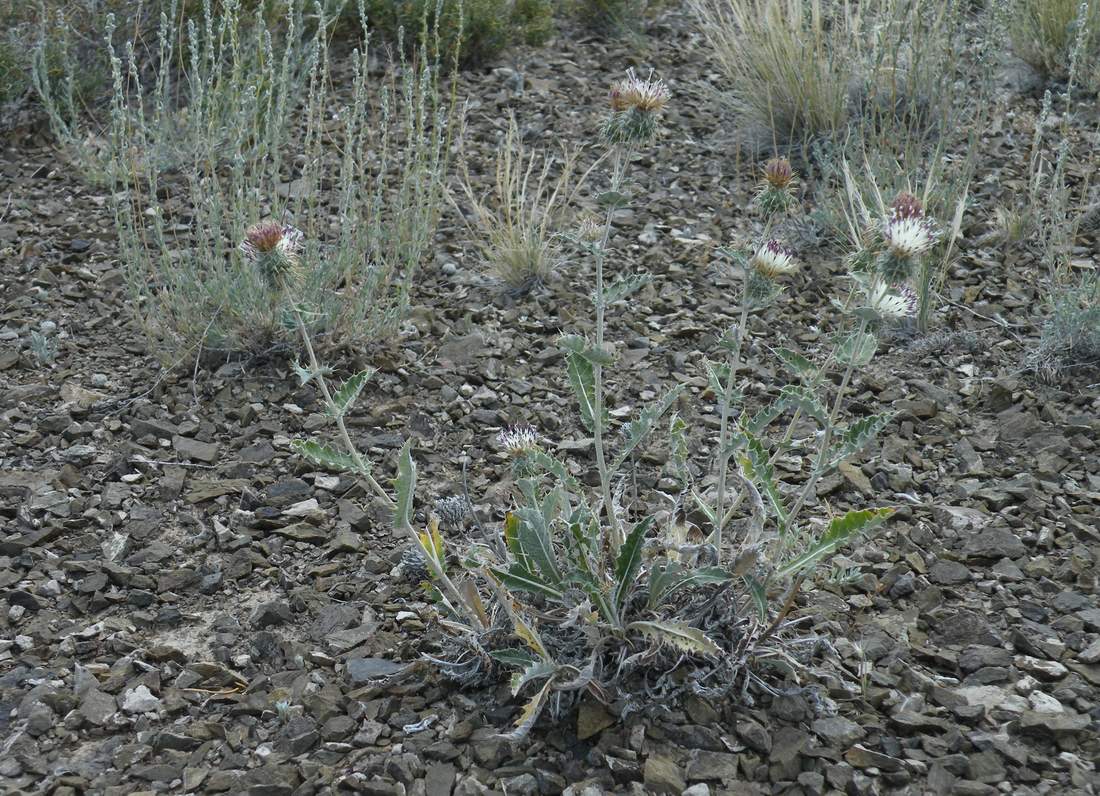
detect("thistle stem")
[785,317,867,531]
[292,307,395,511]
[711,295,750,554]
[592,147,628,551]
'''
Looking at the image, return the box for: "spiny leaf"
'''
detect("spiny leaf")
[827,411,896,467]
[503,512,523,559]
[559,334,616,365]
[515,507,562,586]
[614,516,653,610]
[774,347,817,379]
[526,450,586,495]
[292,440,365,474]
[512,612,550,660]
[836,330,878,367]
[744,574,769,621]
[329,368,375,418]
[628,620,721,657]
[489,648,538,669]
[565,351,598,432]
[647,562,732,609]
[291,359,314,386]
[601,272,652,305]
[777,508,894,579]
[500,675,556,741]
[393,440,416,532]
[612,384,685,472]
[739,431,788,533]
[509,660,559,696]
[779,384,828,425]
[703,358,731,397]
[741,400,785,435]
[489,565,564,600]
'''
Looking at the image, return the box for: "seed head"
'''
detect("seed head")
[496,423,542,456]
[749,239,798,279]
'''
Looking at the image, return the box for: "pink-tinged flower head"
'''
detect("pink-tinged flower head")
[749,239,798,278]
[882,195,938,259]
[240,222,304,288]
[890,193,923,220]
[762,157,794,190]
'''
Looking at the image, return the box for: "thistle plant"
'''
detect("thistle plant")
[838,167,965,334]
[287,73,898,739]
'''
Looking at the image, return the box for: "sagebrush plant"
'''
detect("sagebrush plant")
[291,71,899,736]
[1007,0,1100,87]
[95,0,455,363]
[454,114,589,293]
[1030,273,1100,381]
[358,0,554,67]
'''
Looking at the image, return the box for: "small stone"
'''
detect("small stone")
[685,750,739,782]
[251,601,293,629]
[643,755,685,794]
[1078,638,1100,664]
[1027,691,1063,713]
[122,685,162,714]
[576,701,615,741]
[1017,708,1089,736]
[929,559,970,585]
[80,689,117,726]
[812,716,865,748]
[845,744,903,772]
[172,435,219,463]
[346,658,404,686]
[1013,655,1068,680]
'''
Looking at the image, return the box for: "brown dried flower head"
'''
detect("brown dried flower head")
[240,221,303,288]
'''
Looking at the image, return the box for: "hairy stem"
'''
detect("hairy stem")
[711,295,750,553]
[293,307,395,511]
[592,146,628,551]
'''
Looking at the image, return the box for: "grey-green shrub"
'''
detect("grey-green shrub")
[101,0,454,363]
[1032,274,1100,379]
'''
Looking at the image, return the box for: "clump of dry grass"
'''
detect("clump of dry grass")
[1007,0,1100,86]
[455,115,589,293]
[687,0,967,148]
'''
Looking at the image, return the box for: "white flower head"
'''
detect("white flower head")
[881,194,938,259]
[497,423,542,456]
[749,239,798,279]
[861,277,917,320]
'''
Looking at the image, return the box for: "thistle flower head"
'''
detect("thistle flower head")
[860,277,917,320]
[575,214,604,243]
[602,69,670,147]
[609,69,670,113]
[749,239,798,279]
[434,495,470,528]
[762,157,794,190]
[881,195,938,260]
[240,222,303,288]
[496,423,542,456]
